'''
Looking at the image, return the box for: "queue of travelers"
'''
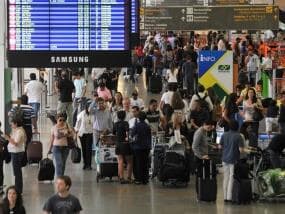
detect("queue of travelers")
[0,30,285,212]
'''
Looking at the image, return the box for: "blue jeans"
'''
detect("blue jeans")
[29,102,40,119]
[11,152,24,194]
[52,146,69,177]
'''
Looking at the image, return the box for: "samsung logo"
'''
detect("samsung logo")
[51,56,89,63]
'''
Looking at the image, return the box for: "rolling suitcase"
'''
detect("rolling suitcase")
[232,160,252,204]
[158,144,189,186]
[196,159,217,202]
[27,133,43,164]
[149,74,162,93]
[232,178,252,204]
[38,156,55,181]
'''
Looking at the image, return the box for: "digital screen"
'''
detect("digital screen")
[7,0,132,67]
[8,0,129,51]
[131,0,139,33]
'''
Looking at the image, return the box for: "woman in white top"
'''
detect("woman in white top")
[75,102,94,170]
[242,88,263,147]
[5,118,27,194]
[166,62,178,86]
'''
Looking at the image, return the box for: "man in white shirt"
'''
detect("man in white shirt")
[245,49,260,86]
[73,72,87,126]
[262,50,273,80]
[159,84,175,110]
[218,38,226,51]
[130,90,145,110]
[24,73,44,126]
[189,85,213,112]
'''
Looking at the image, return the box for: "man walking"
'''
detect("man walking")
[43,176,82,214]
[56,71,75,128]
[24,73,44,132]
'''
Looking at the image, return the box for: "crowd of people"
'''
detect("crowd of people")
[0,30,285,212]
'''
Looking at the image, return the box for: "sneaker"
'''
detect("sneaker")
[134,180,142,185]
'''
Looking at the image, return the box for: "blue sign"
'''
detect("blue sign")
[8,0,130,51]
[198,51,225,78]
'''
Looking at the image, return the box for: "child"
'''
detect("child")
[265,99,279,137]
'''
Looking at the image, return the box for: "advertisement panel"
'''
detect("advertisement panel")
[198,51,233,99]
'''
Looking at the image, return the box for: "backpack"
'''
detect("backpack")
[10,105,24,124]
[143,55,153,68]
[196,93,210,111]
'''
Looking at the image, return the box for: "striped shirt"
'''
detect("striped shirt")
[10,105,36,127]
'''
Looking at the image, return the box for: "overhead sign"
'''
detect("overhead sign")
[144,0,255,6]
[140,6,279,31]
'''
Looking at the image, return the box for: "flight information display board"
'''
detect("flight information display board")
[131,0,140,48]
[7,0,131,67]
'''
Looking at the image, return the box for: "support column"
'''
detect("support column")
[0,0,6,128]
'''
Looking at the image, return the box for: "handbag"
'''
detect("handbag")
[67,137,76,149]
[252,107,264,122]
[71,140,81,164]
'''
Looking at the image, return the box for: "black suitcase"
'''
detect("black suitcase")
[232,178,252,204]
[149,74,162,93]
[196,159,217,202]
[152,144,167,178]
[71,146,81,164]
[38,157,55,181]
[158,150,189,185]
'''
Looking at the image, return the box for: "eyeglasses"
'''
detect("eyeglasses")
[58,119,65,122]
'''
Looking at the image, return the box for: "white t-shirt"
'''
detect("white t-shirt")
[160,91,174,105]
[73,78,86,98]
[130,98,145,109]
[166,69,178,83]
[262,57,273,70]
[24,80,44,103]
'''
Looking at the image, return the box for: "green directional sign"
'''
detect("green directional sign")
[140,5,279,30]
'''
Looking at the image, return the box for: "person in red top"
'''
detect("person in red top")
[134,45,144,65]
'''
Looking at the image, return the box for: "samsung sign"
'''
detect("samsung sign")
[51,56,89,63]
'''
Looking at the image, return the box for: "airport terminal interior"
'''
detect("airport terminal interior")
[1,0,285,214]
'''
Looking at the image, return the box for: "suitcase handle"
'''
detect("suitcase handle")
[32,132,41,141]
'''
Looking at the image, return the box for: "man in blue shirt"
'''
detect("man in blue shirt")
[219,120,245,202]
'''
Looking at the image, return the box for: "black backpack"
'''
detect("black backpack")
[143,55,153,68]
[196,94,210,111]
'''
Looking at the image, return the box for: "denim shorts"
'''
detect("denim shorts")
[29,102,40,117]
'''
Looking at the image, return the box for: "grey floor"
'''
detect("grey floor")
[2,70,285,213]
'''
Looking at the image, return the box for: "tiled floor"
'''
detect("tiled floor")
[2,70,284,213]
